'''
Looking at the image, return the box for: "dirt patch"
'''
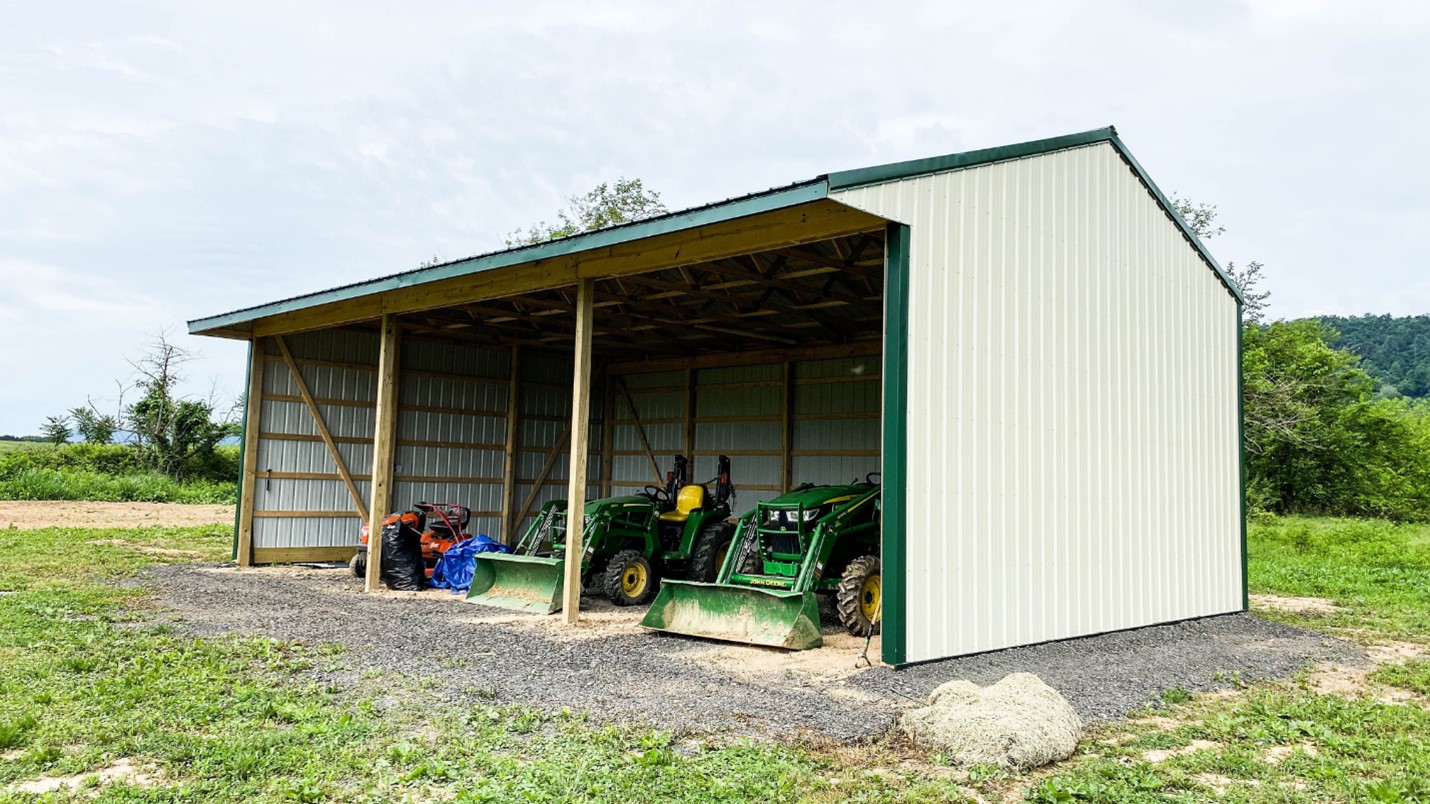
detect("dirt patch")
[91,539,208,559]
[689,631,883,685]
[1306,641,1424,704]
[1262,743,1319,764]
[1196,773,1259,795]
[1142,739,1220,763]
[0,501,232,531]
[1250,594,1340,616]
[7,757,160,795]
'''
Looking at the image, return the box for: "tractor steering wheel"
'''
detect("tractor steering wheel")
[642,485,670,503]
[864,472,882,486]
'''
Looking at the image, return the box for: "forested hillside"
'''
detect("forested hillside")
[1317,314,1430,398]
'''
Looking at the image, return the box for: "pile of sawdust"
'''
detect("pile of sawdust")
[898,672,1083,770]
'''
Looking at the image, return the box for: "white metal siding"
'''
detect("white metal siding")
[833,142,1242,662]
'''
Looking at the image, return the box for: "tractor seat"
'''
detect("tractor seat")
[657,485,706,523]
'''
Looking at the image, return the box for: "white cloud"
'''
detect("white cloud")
[0,0,1426,431]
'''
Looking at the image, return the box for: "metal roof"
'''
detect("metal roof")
[188,126,1239,335]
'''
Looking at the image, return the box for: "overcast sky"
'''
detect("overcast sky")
[2,0,1427,434]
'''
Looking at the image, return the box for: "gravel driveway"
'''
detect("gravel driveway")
[141,563,1362,739]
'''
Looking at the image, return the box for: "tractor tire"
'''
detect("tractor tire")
[689,521,735,582]
[603,549,658,607]
[349,553,366,579]
[836,555,882,637]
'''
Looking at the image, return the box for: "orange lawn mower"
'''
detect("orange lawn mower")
[351,502,473,580]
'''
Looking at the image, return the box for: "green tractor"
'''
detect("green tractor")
[641,475,881,650]
[466,456,737,614]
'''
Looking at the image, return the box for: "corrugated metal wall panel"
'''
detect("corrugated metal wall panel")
[605,358,880,506]
[252,336,379,550]
[402,338,509,379]
[832,141,1242,662]
[253,517,358,549]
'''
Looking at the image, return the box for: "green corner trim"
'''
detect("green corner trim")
[881,221,911,667]
[1237,306,1248,610]
[231,339,252,562]
[188,180,829,335]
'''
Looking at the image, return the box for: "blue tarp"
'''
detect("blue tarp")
[430,535,510,593]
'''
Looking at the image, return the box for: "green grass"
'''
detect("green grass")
[1370,659,1430,696]
[0,443,239,504]
[0,526,962,803]
[0,467,235,504]
[1247,515,1430,640]
[0,441,43,454]
[5,515,1430,802]
[1014,515,1430,803]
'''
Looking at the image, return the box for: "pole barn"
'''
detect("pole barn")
[190,127,1245,667]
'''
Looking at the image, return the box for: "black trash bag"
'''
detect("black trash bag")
[380,516,426,591]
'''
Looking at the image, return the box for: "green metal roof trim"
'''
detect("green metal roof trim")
[188,179,830,334]
[189,126,1239,334]
[828,126,1244,304]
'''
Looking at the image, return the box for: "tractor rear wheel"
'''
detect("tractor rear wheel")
[603,549,658,606]
[349,553,366,579]
[689,522,735,582]
[836,555,881,637]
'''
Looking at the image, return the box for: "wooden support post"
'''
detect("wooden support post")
[275,335,369,523]
[236,338,266,566]
[562,279,595,624]
[500,345,522,544]
[364,316,400,593]
[781,359,794,492]
[600,366,615,498]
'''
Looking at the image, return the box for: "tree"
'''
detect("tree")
[41,415,71,445]
[1242,319,1430,519]
[125,333,240,478]
[1170,196,1270,324]
[70,404,119,444]
[505,178,667,247]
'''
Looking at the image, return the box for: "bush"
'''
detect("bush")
[0,468,235,504]
[0,443,240,485]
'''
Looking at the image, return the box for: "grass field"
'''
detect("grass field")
[0,517,1427,802]
[0,441,42,454]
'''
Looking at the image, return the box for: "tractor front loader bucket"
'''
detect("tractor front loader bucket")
[465,554,565,614]
[640,579,823,650]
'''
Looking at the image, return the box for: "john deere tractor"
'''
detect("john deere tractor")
[466,456,737,614]
[641,475,881,650]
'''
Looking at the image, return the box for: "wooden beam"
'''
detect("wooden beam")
[253,546,358,564]
[253,510,361,518]
[615,375,664,483]
[500,345,522,544]
[364,315,400,593]
[274,335,370,524]
[562,278,595,624]
[608,339,881,375]
[511,426,571,532]
[243,201,886,338]
[236,338,266,567]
